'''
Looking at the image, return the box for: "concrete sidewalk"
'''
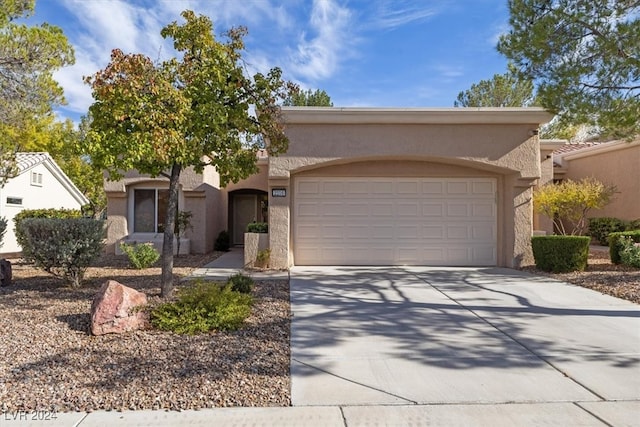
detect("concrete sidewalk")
[188,247,289,282]
[2,401,639,426]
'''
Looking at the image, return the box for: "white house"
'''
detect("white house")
[0,152,89,255]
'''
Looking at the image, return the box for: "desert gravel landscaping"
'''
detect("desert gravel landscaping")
[0,247,637,413]
[0,253,290,413]
[522,247,640,304]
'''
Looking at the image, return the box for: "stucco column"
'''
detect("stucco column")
[535,145,560,234]
[509,176,537,268]
[183,190,206,254]
[268,178,291,269]
[105,191,127,254]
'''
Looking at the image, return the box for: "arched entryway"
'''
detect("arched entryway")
[229,189,268,246]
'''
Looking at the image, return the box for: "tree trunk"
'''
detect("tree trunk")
[160,163,182,298]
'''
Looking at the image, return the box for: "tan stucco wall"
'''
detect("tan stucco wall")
[561,142,640,221]
[104,164,219,254]
[268,108,552,269]
[534,142,564,234]
[270,124,541,179]
[105,192,127,254]
[105,162,268,254]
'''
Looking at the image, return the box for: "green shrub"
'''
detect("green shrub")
[119,242,160,269]
[588,217,627,246]
[531,235,590,273]
[254,248,270,269]
[17,218,105,287]
[14,208,82,248]
[627,219,640,231]
[0,217,7,249]
[214,230,230,251]
[151,282,252,334]
[619,237,640,268]
[227,273,254,294]
[246,222,268,233]
[608,230,640,264]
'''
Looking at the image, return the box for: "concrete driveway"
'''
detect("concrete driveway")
[290,266,640,424]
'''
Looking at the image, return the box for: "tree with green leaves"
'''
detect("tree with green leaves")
[284,88,333,106]
[0,0,74,184]
[18,115,106,217]
[82,10,291,297]
[498,0,640,138]
[454,66,535,107]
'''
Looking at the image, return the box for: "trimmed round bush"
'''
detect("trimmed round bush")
[531,235,590,273]
[627,219,640,231]
[587,217,627,246]
[619,237,640,268]
[608,230,640,264]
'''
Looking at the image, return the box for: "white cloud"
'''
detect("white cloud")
[53,49,99,115]
[489,22,510,46]
[370,2,438,30]
[288,0,354,81]
[61,0,140,54]
[434,64,465,79]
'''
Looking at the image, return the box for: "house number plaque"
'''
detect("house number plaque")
[271,188,287,197]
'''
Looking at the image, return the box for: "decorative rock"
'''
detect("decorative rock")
[0,259,11,287]
[90,280,149,335]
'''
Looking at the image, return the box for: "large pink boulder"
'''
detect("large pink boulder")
[91,280,149,335]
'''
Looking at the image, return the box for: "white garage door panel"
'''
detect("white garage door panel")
[294,177,497,266]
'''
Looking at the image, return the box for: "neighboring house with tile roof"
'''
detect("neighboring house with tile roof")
[0,152,89,254]
[553,139,640,221]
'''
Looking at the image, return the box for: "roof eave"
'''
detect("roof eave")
[281,107,554,125]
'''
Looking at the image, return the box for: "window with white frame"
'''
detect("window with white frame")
[30,171,43,186]
[133,189,169,233]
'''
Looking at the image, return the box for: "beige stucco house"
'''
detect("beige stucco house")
[104,107,555,268]
[553,139,640,221]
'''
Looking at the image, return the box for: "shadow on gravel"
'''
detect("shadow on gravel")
[55,313,91,333]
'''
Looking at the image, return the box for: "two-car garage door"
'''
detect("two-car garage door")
[293,177,497,266]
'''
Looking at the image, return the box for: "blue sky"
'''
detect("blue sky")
[28,0,512,122]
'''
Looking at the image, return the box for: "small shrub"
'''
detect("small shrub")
[0,217,7,249]
[619,237,640,268]
[531,235,590,273]
[120,242,160,269]
[214,230,230,251]
[17,218,105,287]
[254,248,270,269]
[150,282,252,334]
[246,222,268,233]
[627,219,640,231]
[14,208,82,248]
[608,230,640,264]
[588,217,627,246]
[227,273,254,294]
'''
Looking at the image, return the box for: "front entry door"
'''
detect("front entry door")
[233,194,257,245]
